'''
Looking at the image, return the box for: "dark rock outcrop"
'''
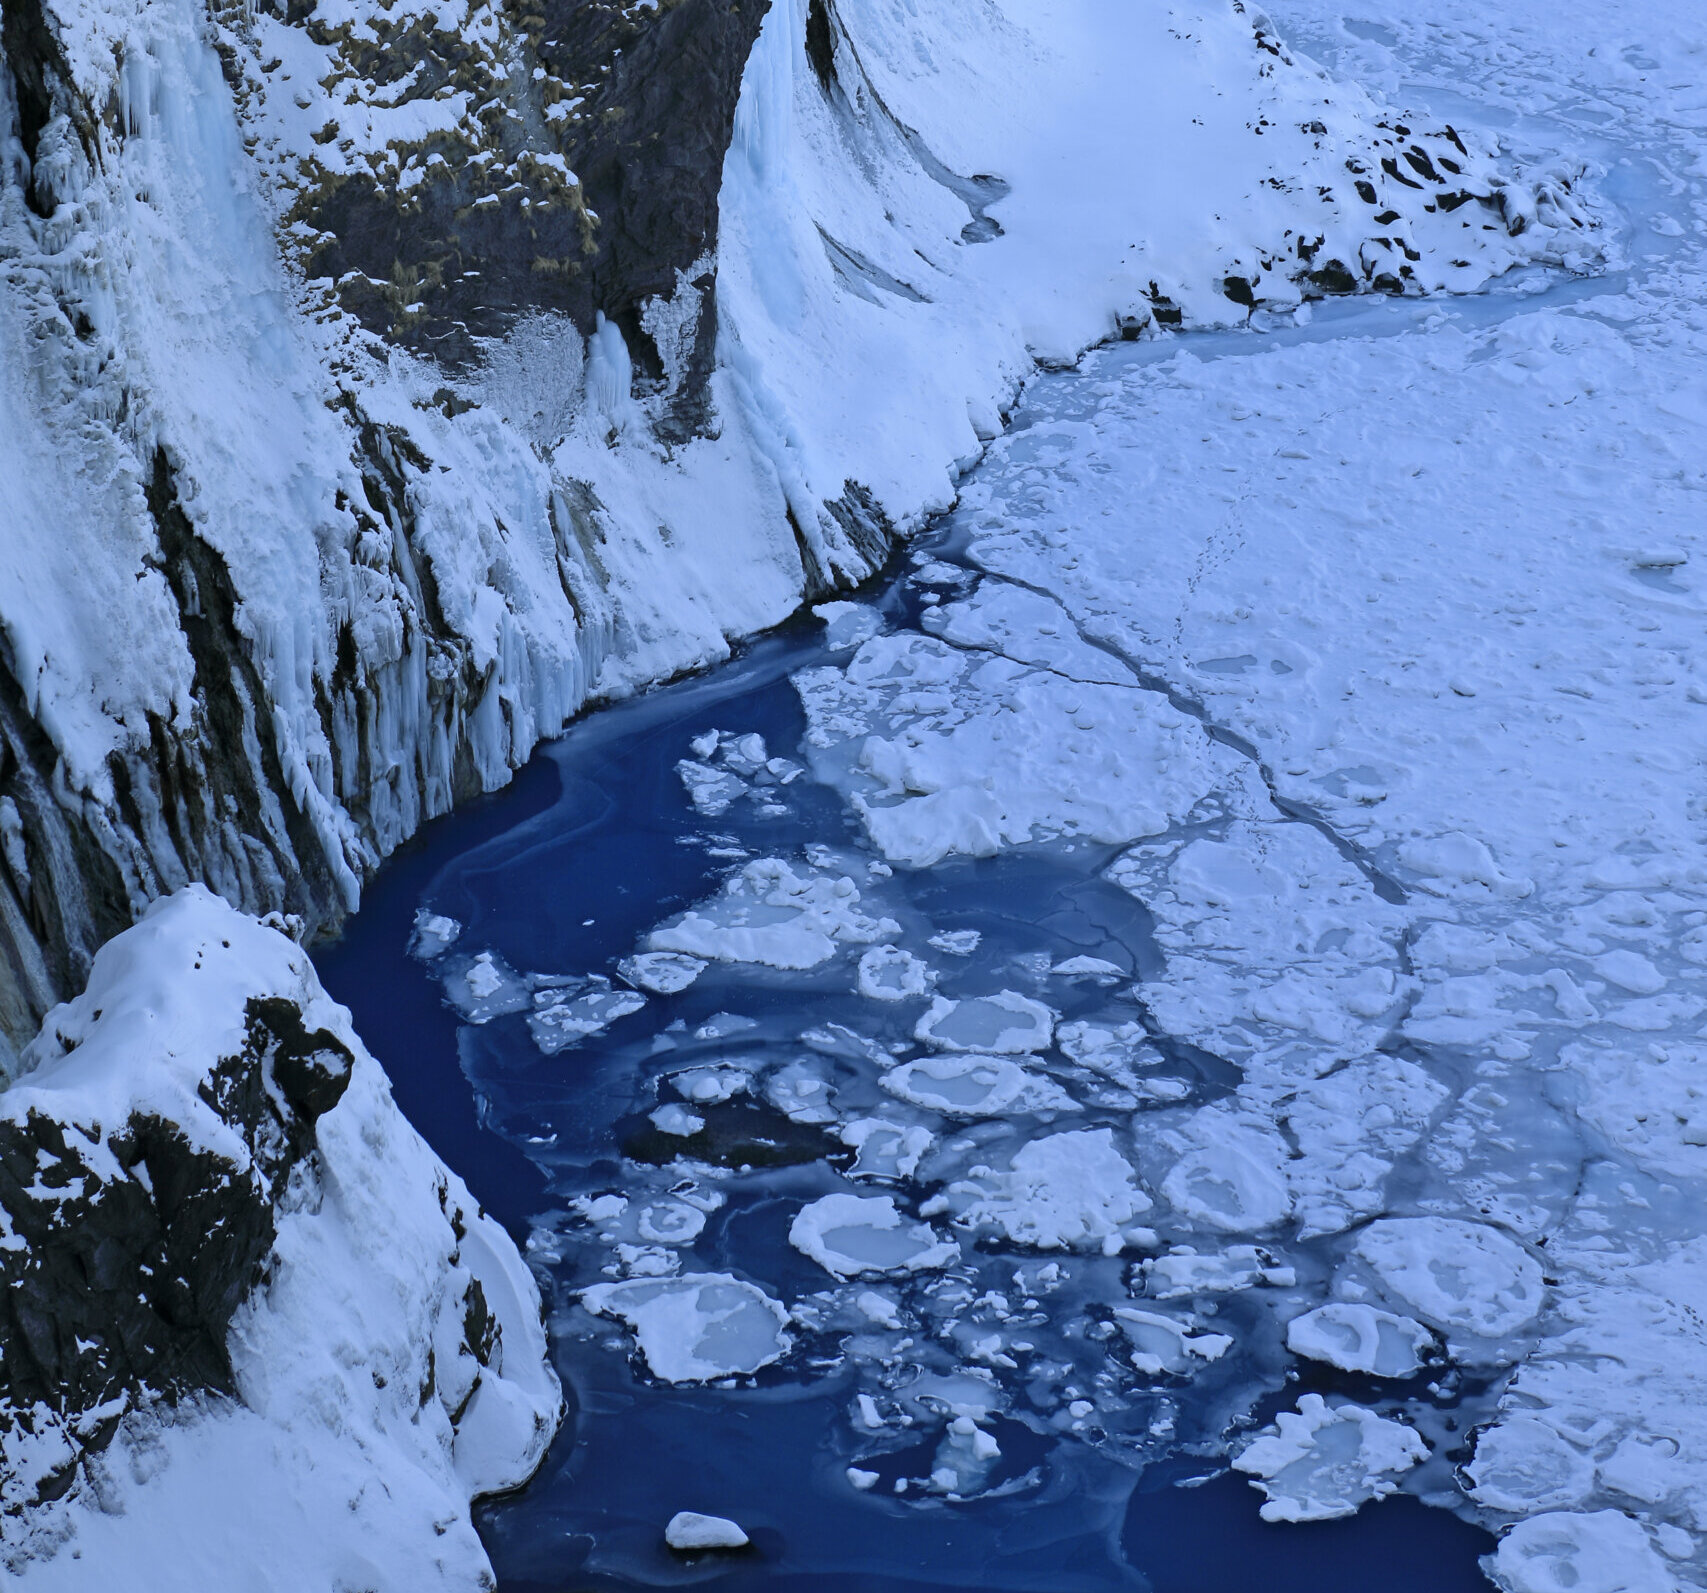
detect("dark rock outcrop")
[0,997,351,1517]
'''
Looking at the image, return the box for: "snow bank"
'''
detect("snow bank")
[2,889,559,1590]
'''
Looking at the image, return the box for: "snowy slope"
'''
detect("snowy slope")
[0,888,560,1589]
[0,0,1591,1070]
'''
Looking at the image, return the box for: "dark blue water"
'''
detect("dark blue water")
[313,568,1499,1592]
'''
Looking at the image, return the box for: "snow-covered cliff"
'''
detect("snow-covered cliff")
[0,887,560,1587]
[0,0,1597,1073]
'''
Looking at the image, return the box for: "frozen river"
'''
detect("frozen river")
[317,5,1707,1587]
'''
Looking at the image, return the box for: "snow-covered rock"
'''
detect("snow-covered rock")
[665,1511,751,1551]
[1,888,559,1589]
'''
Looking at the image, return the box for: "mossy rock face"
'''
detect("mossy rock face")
[0,998,353,1514]
[239,0,769,403]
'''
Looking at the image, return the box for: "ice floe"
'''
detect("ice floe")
[789,1194,959,1279]
[881,1054,1076,1118]
[924,1128,1152,1251]
[1353,1218,1545,1342]
[914,991,1055,1054]
[1285,1304,1433,1379]
[648,858,899,969]
[580,1274,792,1382]
[1234,1395,1429,1522]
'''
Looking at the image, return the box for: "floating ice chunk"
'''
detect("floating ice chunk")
[839,1118,935,1180]
[847,1467,880,1490]
[915,991,1054,1054]
[720,733,769,774]
[649,858,899,969]
[790,1194,959,1278]
[620,952,707,994]
[410,910,462,959]
[1058,1019,1164,1071]
[1489,1511,1676,1593]
[678,760,747,816]
[637,1201,708,1245]
[650,1103,705,1137]
[1141,1245,1295,1299]
[929,930,982,957]
[1050,956,1125,980]
[882,1054,1076,1117]
[858,946,933,1001]
[581,1273,791,1382]
[1354,1217,1544,1338]
[1233,1394,1428,1522]
[689,730,720,760]
[765,1058,837,1123]
[856,1290,902,1328]
[671,1066,752,1104]
[1467,1418,1596,1513]
[1593,949,1665,996]
[1286,1304,1432,1378]
[529,980,648,1053]
[929,1128,1152,1250]
[1161,1121,1292,1233]
[816,601,884,651]
[1115,1307,1233,1376]
[444,951,533,1023]
[1398,831,1533,901]
[665,1511,749,1551]
[929,1415,1002,1495]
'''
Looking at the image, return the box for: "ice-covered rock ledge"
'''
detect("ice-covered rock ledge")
[0,888,560,1590]
[0,0,1601,1067]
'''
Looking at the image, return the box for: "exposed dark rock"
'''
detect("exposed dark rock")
[0,997,351,1515]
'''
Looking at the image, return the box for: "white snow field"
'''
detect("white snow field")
[5,890,560,1590]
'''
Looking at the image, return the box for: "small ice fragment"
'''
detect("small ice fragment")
[665,1512,749,1551]
[1490,1510,1675,1593]
[1286,1303,1432,1378]
[620,952,707,994]
[1353,1217,1544,1338]
[581,1274,791,1381]
[930,1415,1002,1494]
[790,1193,959,1278]
[839,1118,935,1180]
[411,911,462,958]
[847,1467,879,1490]
[529,982,648,1053]
[1141,1245,1291,1298]
[467,954,503,999]
[1115,1307,1234,1375]
[672,1066,751,1104]
[638,1201,707,1244]
[815,601,884,650]
[856,1290,903,1328]
[928,930,982,957]
[689,730,720,760]
[765,1058,837,1123]
[678,760,746,816]
[1233,1394,1428,1522]
[882,1053,1076,1117]
[857,946,933,1001]
[855,1393,885,1429]
[650,1103,705,1137]
[1050,956,1125,979]
[915,991,1054,1053]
